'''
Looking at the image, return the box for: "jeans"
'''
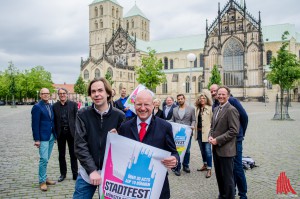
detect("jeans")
[39,133,55,183]
[73,174,98,199]
[197,131,212,169]
[234,141,247,199]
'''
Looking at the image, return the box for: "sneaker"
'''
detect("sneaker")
[40,182,47,191]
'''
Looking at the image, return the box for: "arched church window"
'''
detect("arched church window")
[131,20,134,28]
[164,57,168,69]
[223,38,244,86]
[194,58,197,68]
[185,76,190,93]
[200,53,204,67]
[107,67,113,77]
[112,21,115,29]
[84,70,89,80]
[116,8,119,18]
[112,7,115,17]
[94,20,98,29]
[170,59,173,69]
[100,19,103,28]
[162,82,168,94]
[126,21,129,29]
[266,50,272,65]
[198,76,202,92]
[95,68,100,78]
[95,7,98,17]
[100,6,103,16]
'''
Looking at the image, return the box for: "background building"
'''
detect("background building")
[80,0,300,102]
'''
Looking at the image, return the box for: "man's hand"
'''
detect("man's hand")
[109,128,118,134]
[124,107,130,111]
[34,141,40,148]
[208,136,217,145]
[161,156,177,169]
[89,171,102,186]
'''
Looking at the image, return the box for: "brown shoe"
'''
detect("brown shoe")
[40,182,47,191]
[197,165,207,171]
[46,179,56,185]
[206,169,212,178]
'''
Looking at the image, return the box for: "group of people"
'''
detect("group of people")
[31,78,248,199]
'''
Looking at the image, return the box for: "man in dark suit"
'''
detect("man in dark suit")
[162,96,177,120]
[31,88,57,191]
[208,86,240,199]
[118,90,179,199]
[210,84,249,199]
[53,88,78,182]
[115,87,136,121]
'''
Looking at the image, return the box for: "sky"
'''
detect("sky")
[0,0,299,84]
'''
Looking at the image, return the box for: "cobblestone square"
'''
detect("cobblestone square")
[0,102,299,198]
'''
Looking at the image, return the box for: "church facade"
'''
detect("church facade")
[80,0,300,102]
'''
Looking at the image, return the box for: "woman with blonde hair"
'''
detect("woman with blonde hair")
[152,98,164,118]
[194,92,213,178]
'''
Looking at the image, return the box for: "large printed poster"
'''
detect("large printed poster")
[168,122,192,163]
[100,133,171,199]
[124,84,154,114]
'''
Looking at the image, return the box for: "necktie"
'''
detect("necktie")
[215,107,222,121]
[45,104,52,118]
[139,122,147,141]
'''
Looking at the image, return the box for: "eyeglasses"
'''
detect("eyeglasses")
[41,93,50,95]
[135,103,152,108]
[59,93,67,95]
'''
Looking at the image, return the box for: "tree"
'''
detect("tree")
[135,48,166,90]
[74,76,87,97]
[207,64,222,89]
[105,71,114,86]
[267,31,300,120]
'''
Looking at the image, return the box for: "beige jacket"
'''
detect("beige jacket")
[194,105,213,142]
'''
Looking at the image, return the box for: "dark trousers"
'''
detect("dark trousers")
[213,150,235,199]
[234,141,247,199]
[57,129,78,176]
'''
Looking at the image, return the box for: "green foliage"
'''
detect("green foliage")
[0,64,54,101]
[267,31,300,119]
[74,76,87,96]
[105,71,114,86]
[135,48,166,90]
[207,64,222,88]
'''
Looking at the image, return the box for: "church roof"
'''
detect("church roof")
[90,0,120,6]
[124,4,148,19]
[135,23,299,53]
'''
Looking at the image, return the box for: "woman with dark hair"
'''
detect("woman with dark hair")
[194,92,213,178]
[152,98,164,118]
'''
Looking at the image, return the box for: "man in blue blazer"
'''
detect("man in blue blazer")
[31,88,57,191]
[118,90,179,199]
[162,96,177,120]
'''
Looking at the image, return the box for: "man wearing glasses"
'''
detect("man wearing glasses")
[53,88,78,182]
[31,88,57,191]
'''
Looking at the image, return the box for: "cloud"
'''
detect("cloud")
[0,0,299,84]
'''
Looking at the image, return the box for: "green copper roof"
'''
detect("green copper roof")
[262,23,297,42]
[124,4,148,19]
[135,23,299,54]
[90,0,120,6]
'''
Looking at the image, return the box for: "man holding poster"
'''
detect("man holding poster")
[73,78,125,198]
[118,89,179,199]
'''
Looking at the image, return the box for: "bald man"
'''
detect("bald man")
[118,90,179,199]
[31,88,57,191]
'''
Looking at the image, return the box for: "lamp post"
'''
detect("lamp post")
[36,90,39,102]
[187,53,196,106]
[263,79,267,106]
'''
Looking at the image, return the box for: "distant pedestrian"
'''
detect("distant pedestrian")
[31,88,57,191]
[153,98,164,118]
[115,87,136,121]
[53,88,78,182]
[162,96,177,120]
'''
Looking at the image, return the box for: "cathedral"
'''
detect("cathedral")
[80,0,300,102]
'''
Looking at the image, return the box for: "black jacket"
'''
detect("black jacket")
[74,104,125,175]
[53,100,78,138]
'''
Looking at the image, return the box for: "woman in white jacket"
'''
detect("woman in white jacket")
[194,92,213,178]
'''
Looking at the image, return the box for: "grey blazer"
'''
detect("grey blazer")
[208,102,239,157]
[171,105,196,127]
